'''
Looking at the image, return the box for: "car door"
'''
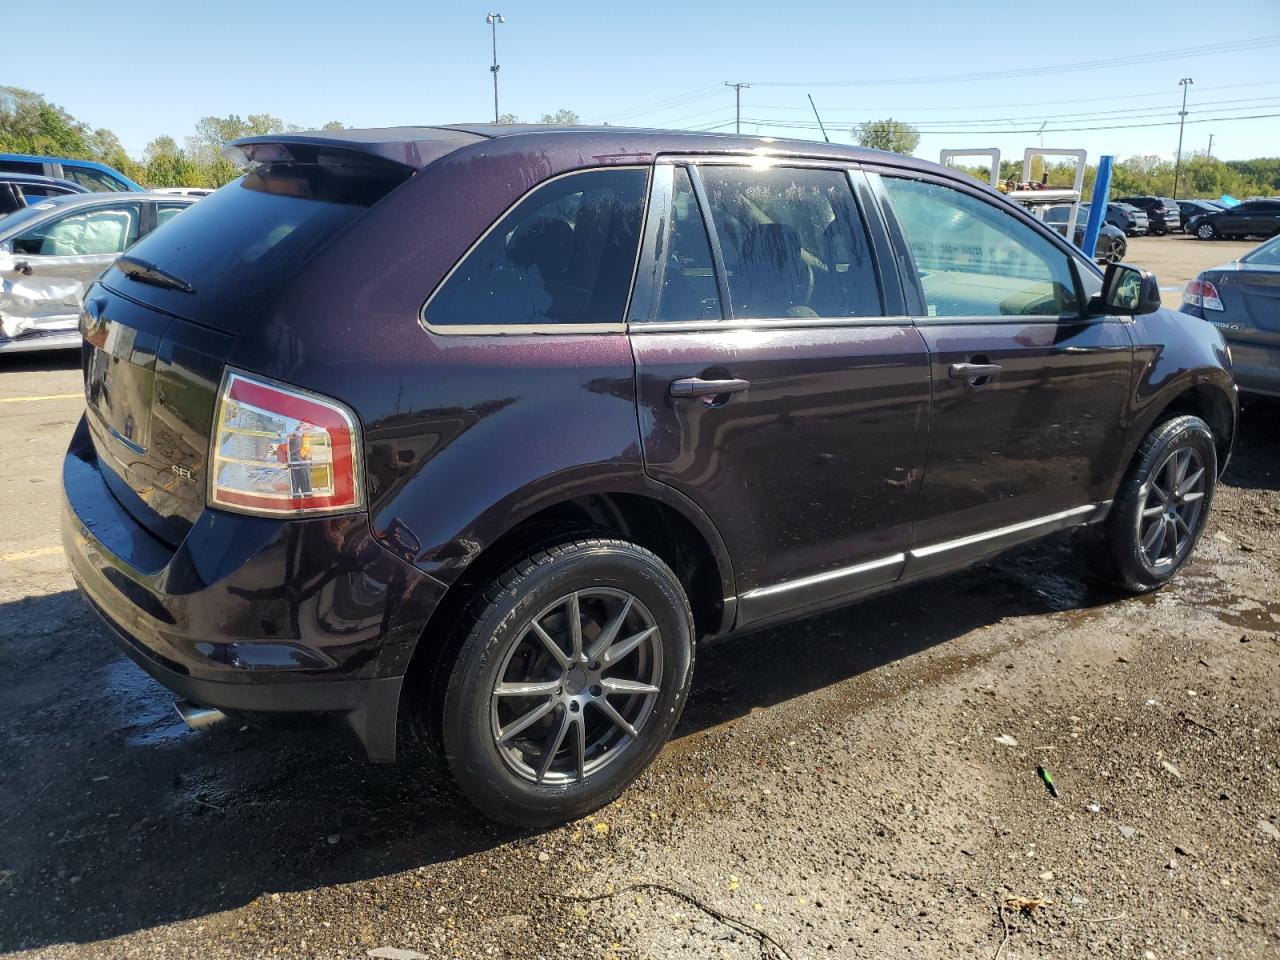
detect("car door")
[870,170,1133,574]
[1,201,141,339]
[628,159,931,626]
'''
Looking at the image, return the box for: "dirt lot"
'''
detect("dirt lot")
[1,235,1276,960]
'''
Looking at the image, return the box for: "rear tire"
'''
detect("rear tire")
[1093,416,1217,594]
[440,537,694,826]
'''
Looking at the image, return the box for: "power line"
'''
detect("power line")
[706,111,1280,136]
[744,36,1280,88]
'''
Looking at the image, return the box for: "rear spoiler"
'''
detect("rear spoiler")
[225,127,487,171]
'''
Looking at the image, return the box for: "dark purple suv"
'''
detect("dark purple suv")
[62,126,1236,825]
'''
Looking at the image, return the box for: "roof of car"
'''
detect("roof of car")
[228,124,939,176]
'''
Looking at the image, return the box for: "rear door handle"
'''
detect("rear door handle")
[948,362,1002,381]
[669,377,750,399]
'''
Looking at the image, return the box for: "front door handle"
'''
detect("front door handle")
[14,260,32,276]
[948,362,1002,381]
[669,377,750,399]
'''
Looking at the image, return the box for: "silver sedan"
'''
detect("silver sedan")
[0,192,197,353]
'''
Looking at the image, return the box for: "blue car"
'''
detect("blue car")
[0,153,142,193]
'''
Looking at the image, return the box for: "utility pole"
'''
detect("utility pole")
[486,13,505,124]
[1207,133,1214,159]
[1172,77,1193,199]
[725,82,750,135]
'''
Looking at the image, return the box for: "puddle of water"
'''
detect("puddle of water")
[100,658,191,746]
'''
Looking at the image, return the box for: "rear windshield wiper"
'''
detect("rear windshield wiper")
[117,256,196,294]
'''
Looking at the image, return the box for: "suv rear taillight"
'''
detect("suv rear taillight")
[209,370,363,516]
[1183,279,1224,312]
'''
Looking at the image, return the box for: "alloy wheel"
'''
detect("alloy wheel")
[490,588,663,786]
[1137,446,1207,571]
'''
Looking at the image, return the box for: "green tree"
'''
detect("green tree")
[0,86,93,157]
[321,120,346,131]
[853,118,920,156]
[538,109,579,125]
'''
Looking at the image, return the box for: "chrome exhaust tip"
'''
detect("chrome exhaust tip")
[174,700,227,731]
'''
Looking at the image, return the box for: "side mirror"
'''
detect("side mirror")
[1093,262,1162,316]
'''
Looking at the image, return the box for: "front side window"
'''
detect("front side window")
[11,203,140,256]
[426,168,648,328]
[883,177,1079,318]
[699,165,882,319]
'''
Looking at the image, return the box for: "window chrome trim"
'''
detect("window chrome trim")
[419,164,651,337]
[630,315,916,334]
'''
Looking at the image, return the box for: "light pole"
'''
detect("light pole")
[1173,77,1193,199]
[486,13,505,124]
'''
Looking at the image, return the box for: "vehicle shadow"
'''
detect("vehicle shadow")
[0,535,1119,952]
[4,410,1270,951]
[1224,397,1280,491]
[0,351,81,375]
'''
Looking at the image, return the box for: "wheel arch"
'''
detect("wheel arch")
[1135,378,1237,477]
[398,486,735,744]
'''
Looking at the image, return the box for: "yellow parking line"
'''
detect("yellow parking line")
[0,546,63,563]
[0,393,82,404]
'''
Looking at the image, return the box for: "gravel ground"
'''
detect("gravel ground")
[1,237,1276,959]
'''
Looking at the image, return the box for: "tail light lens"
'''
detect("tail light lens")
[209,370,363,516]
[1183,279,1224,312]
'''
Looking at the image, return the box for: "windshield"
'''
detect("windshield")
[101,159,410,331]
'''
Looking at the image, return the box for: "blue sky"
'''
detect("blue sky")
[12,0,1280,163]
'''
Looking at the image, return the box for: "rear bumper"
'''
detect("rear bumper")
[61,416,446,759]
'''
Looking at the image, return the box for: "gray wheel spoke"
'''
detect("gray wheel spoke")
[497,698,557,744]
[1142,517,1166,555]
[603,625,659,667]
[573,715,586,782]
[529,620,571,670]
[586,595,633,662]
[1180,490,1204,504]
[495,679,561,697]
[1161,519,1178,560]
[1173,513,1193,539]
[1177,467,1205,498]
[1173,448,1190,487]
[600,677,660,696]
[566,592,583,661]
[1142,503,1166,519]
[536,708,573,784]
[592,696,638,739]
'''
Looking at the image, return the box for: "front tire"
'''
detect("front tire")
[441,538,694,826]
[1196,222,1219,240]
[1095,415,1217,593]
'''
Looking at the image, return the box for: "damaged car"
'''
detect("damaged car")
[0,192,194,353]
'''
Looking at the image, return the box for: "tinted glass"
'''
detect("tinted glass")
[883,177,1079,318]
[154,203,189,228]
[0,160,43,175]
[427,168,647,328]
[103,160,409,332]
[654,167,722,323]
[64,166,127,192]
[12,203,140,256]
[699,166,881,319]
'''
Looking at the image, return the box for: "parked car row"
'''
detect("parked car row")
[1041,204,1127,263]
[1185,198,1280,241]
[59,124,1237,826]
[1115,195,1181,235]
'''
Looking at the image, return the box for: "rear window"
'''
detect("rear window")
[102,159,410,332]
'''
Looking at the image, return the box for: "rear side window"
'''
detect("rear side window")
[0,160,43,175]
[883,176,1079,318]
[654,167,722,323]
[63,166,128,192]
[426,168,648,329]
[699,166,882,320]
